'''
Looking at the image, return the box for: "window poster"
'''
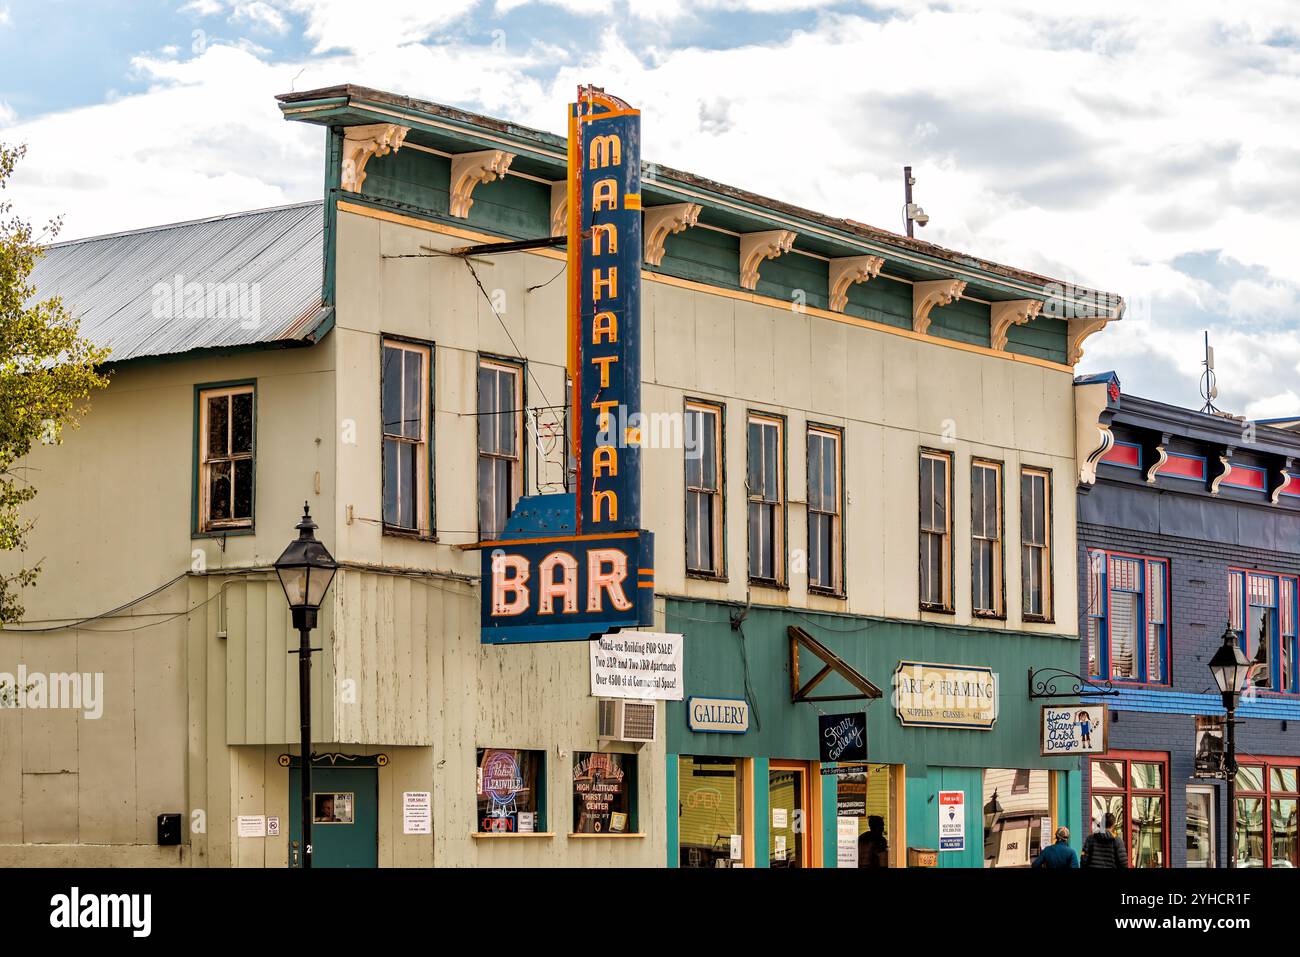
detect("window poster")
[573,752,634,833]
[477,748,541,833]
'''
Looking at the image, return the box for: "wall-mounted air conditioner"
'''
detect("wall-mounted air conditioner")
[598,699,657,745]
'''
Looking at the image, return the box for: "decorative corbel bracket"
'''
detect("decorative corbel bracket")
[341,123,410,193]
[549,182,568,238]
[1269,456,1294,505]
[989,299,1043,351]
[1140,431,1171,485]
[1209,446,1235,495]
[449,149,516,218]
[828,255,885,312]
[739,229,796,290]
[1067,316,1113,366]
[1073,371,1121,486]
[643,202,702,266]
[912,279,966,335]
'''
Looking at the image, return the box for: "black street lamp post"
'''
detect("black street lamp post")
[1208,626,1251,869]
[273,503,338,870]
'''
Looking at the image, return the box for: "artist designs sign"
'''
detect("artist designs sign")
[893,661,998,729]
[1040,704,1107,755]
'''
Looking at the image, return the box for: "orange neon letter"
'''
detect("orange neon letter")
[591,398,618,432]
[591,354,617,387]
[588,134,622,169]
[587,548,633,612]
[592,267,617,301]
[593,445,618,477]
[592,178,618,211]
[591,490,618,524]
[490,554,531,616]
[592,311,617,344]
[537,551,578,614]
[591,223,618,256]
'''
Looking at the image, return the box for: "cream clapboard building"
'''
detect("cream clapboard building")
[0,85,1121,867]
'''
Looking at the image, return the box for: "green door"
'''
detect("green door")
[288,765,379,868]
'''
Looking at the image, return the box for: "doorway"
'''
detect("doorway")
[1186,785,1216,868]
[769,761,811,868]
[288,763,379,868]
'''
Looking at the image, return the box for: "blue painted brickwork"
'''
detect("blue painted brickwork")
[1077,510,1300,867]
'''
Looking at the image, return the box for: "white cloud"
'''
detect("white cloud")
[179,0,223,15]
[0,101,14,127]
[0,6,10,28]
[5,0,1300,411]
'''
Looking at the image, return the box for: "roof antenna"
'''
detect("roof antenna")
[1199,330,1221,414]
[903,166,929,238]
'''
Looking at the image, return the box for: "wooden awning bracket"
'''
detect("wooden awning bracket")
[788,625,882,704]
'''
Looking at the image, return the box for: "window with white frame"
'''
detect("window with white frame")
[685,401,724,576]
[971,460,1003,616]
[478,358,523,540]
[1020,467,1052,619]
[381,339,431,534]
[807,425,843,594]
[197,383,254,532]
[919,449,952,610]
[747,414,784,583]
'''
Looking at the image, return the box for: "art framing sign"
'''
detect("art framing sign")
[590,631,683,700]
[1040,703,1108,756]
[893,661,998,729]
[479,87,655,644]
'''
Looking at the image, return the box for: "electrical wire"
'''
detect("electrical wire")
[3,571,190,633]
[461,257,555,410]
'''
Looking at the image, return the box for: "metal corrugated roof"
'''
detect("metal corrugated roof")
[29,202,326,363]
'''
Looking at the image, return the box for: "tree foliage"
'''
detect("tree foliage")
[0,143,110,623]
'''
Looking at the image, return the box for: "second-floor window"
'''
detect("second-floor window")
[478,358,523,539]
[1230,570,1299,693]
[971,459,1003,616]
[684,401,724,577]
[807,425,843,594]
[1085,550,1169,683]
[1021,466,1052,619]
[198,383,254,532]
[381,339,431,534]
[919,449,952,610]
[747,413,784,584]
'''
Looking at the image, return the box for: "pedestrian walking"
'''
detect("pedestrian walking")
[1032,826,1079,868]
[1081,813,1129,868]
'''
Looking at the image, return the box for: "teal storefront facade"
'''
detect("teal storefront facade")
[664,599,1082,868]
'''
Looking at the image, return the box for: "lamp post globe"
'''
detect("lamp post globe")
[1209,626,1250,869]
[274,502,337,869]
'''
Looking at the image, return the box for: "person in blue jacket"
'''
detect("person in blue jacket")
[1033,826,1079,868]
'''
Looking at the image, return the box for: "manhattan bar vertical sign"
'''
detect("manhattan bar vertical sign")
[576,93,642,533]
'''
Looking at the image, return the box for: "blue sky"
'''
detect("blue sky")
[2,0,1299,415]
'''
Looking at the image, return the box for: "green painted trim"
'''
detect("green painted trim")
[1061,768,1081,853]
[191,379,258,538]
[753,757,770,869]
[324,128,342,307]
[665,753,679,868]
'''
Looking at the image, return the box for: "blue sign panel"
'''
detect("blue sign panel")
[577,101,641,534]
[479,89,654,644]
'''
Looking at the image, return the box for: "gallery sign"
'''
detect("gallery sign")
[893,661,998,729]
[1040,703,1108,756]
[590,631,683,700]
[687,696,750,734]
[818,712,868,763]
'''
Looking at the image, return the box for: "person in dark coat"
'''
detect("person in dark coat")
[1033,826,1079,868]
[1082,813,1129,868]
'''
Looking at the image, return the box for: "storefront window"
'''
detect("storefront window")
[573,752,636,834]
[678,756,744,868]
[838,764,893,868]
[983,768,1050,867]
[1234,761,1299,867]
[1089,752,1167,867]
[476,748,545,833]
